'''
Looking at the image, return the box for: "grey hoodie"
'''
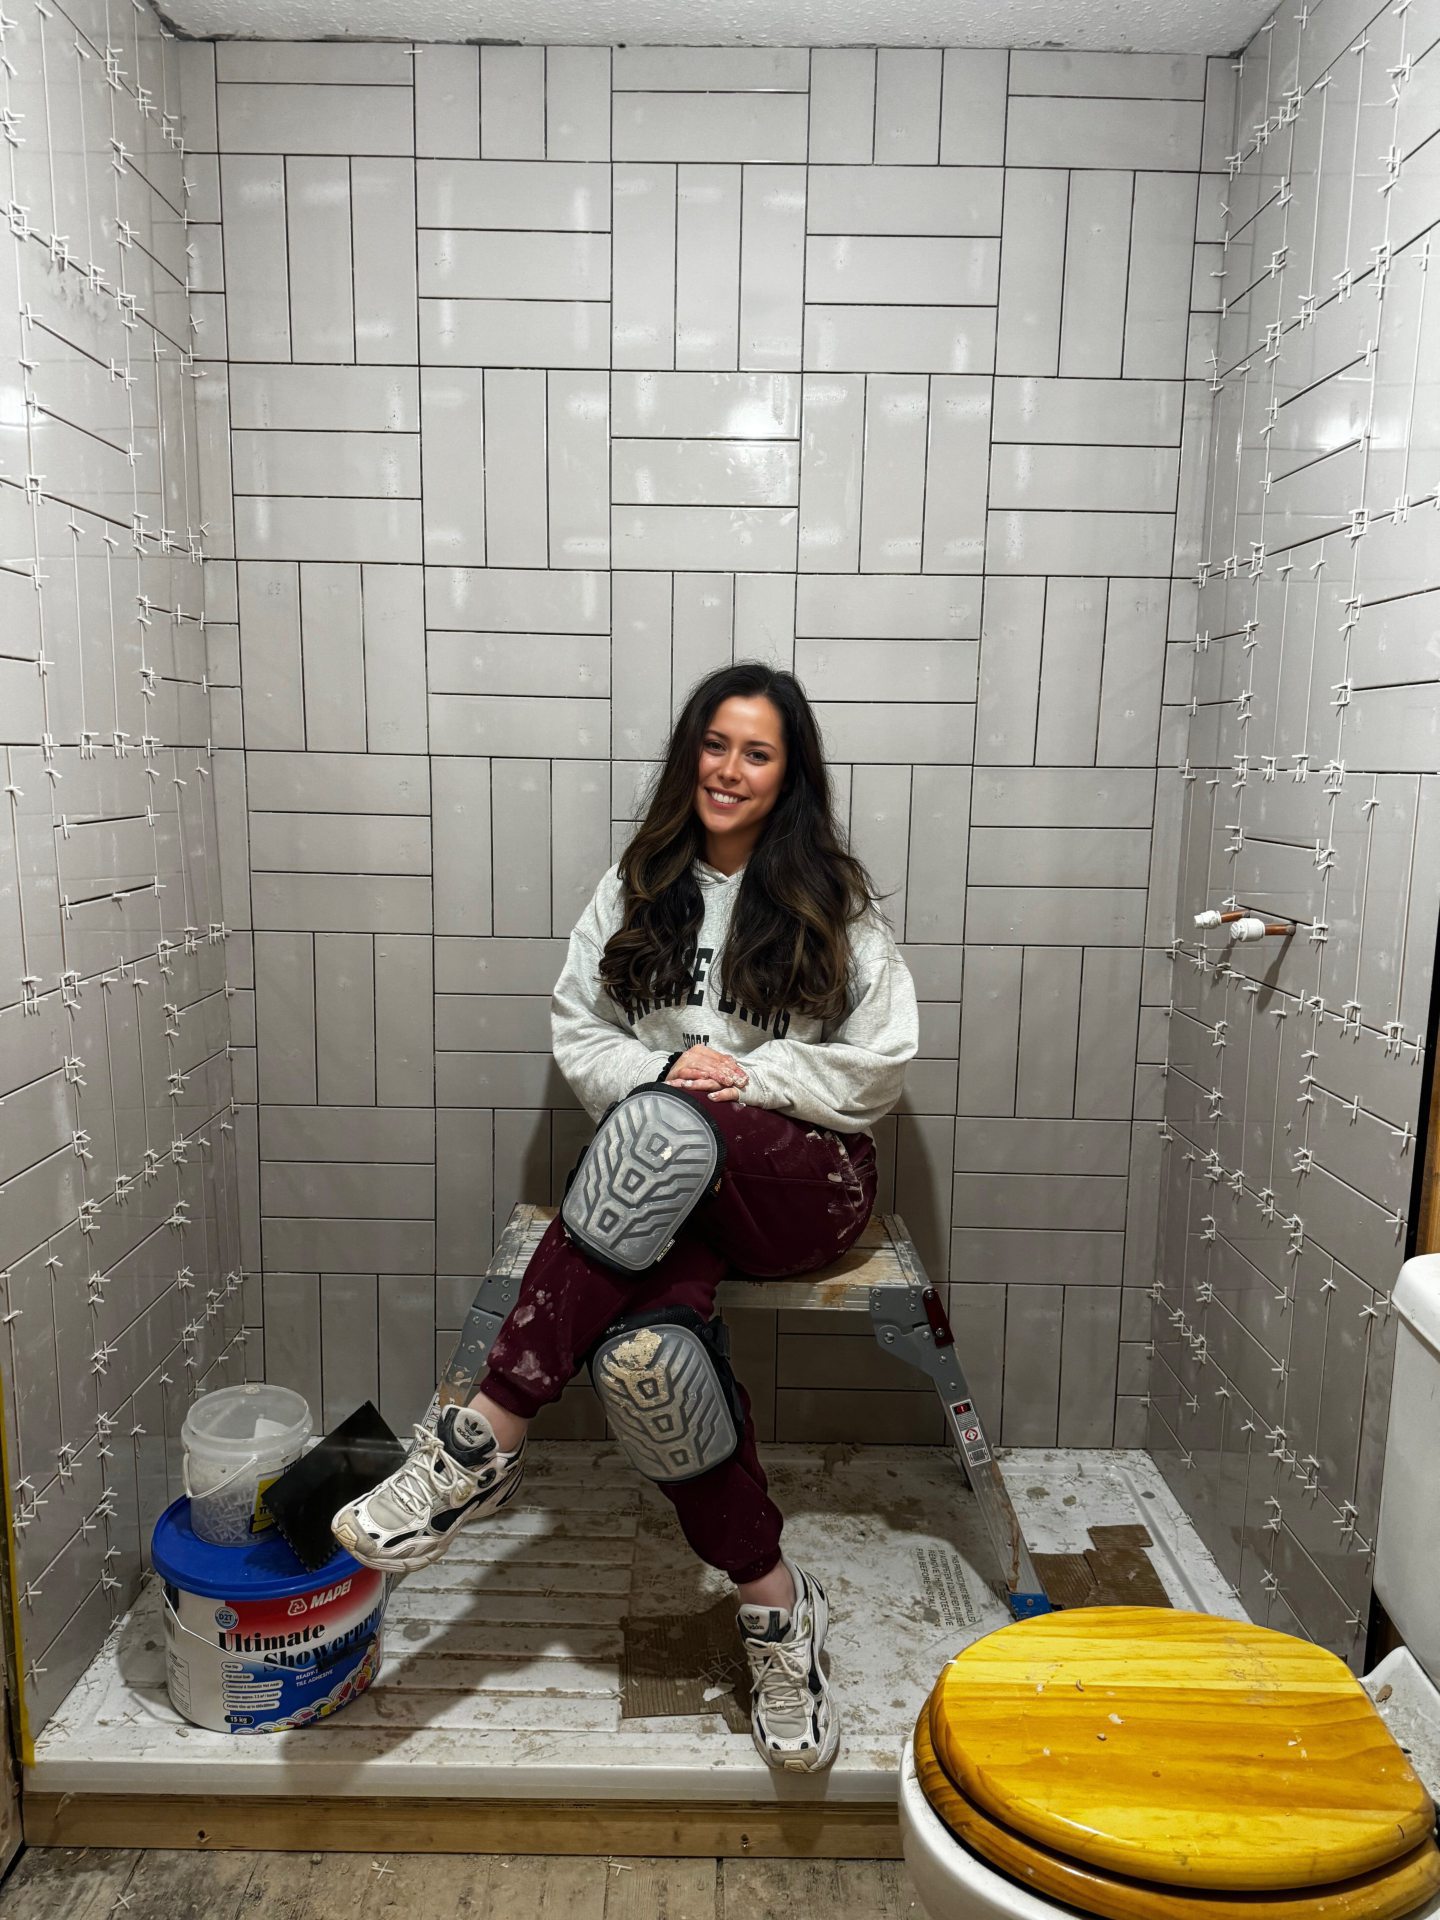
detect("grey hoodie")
[551,859,919,1136]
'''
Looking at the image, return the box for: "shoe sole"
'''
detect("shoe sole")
[332,1464,524,1575]
[753,1572,842,1775]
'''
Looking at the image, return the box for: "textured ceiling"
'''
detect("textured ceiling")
[162,0,1275,55]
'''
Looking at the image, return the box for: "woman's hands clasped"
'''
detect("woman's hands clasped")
[665,1045,748,1103]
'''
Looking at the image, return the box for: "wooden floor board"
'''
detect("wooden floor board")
[603,1856,719,1919]
[0,1850,924,1918]
[0,1847,141,1920]
[720,1858,922,1918]
[110,1847,261,1919]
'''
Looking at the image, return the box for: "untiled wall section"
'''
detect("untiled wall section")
[181,40,1236,1455]
[0,0,244,1739]
[1154,0,1440,1668]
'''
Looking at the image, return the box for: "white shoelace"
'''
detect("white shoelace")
[746,1635,812,1732]
[384,1424,474,1521]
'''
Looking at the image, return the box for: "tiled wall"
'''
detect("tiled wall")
[0,0,245,1739]
[180,39,1236,1456]
[1152,0,1440,1668]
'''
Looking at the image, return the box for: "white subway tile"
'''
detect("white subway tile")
[806,234,998,305]
[1007,95,1205,169]
[996,170,1066,376]
[414,46,480,160]
[612,438,798,506]
[796,637,977,702]
[480,46,546,160]
[939,50,1009,164]
[808,165,1003,235]
[797,575,981,638]
[612,163,677,369]
[216,43,413,83]
[985,509,1177,576]
[614,48,809,91]
[218,82,413,155]
[220,155,289,361]
[739,166,805,370]
[235,496,422,565]
[1123,173,1199,378]
[923,375,991,573]
[611,370,800,438]
[804,305,996,374]
[546,46,611,160]
[1058,172,1132,380]
[991,376,1184,445]
[989,444,1179,511]
[429,695,609,758]
[1009,51,1206,97]
[232,430,420,498]
[813,701,975,762]
[676,165,741,369]
[611,506,797,571]
[859,374,929,572]
[798,374,864,572]
[483,369,548,568]
[420,368,486,566]
[428,631,609,697]
[614,91,807,163]
[420,298,609,368]
[809,50,876,162]
[419,229,610,301]
[426,567,610,633]
[548,371,611,568]
[230,364,419,431]
[417,160,611,231]
[352,159,418,365]
[284,156,354,365]
[875,49,942,163]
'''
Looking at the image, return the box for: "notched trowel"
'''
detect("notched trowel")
[266,1400,407,1571]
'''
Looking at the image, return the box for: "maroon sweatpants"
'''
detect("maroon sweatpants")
[480,1091,878,1586]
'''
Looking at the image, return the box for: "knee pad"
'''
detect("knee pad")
[588,1306,744,1483]
[560,1084,726,1277]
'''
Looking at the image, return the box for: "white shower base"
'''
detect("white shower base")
[29,1443,1243,1813]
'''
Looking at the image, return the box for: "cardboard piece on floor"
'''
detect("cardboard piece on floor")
[1034,1524,1171,1612]
[1033,1553,1096,1609]
[1085,1541,1171,1608]
[620,1595,753,1733]
[265,1401,407,1571]
[1087,1523,1154,1550]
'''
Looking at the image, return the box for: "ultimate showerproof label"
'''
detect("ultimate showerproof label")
[163,1565,385,1734]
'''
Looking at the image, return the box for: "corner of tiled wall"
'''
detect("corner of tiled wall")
[0,1,246,1736]
[1153,0,1440,1669]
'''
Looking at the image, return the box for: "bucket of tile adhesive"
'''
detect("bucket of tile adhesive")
[151,1498,385,1734]
[181,1383,312,1545]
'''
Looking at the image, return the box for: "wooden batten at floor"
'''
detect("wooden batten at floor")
[21,1793,904,1858]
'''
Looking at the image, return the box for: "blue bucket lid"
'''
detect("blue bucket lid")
[150,1498,365,1600]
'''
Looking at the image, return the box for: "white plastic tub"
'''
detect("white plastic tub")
[181,1383,312,1546]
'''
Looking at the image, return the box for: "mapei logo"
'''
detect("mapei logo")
[287,1597,308,1617]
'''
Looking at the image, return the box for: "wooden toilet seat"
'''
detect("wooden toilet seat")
[916,1607,1440,1920]
[915,1701,1440,1920]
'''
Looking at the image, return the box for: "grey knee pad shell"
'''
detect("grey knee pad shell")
[588,1306,745,1483]
[560,1084,726,1277]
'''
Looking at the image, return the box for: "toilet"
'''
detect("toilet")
[898,1252,1440,1920]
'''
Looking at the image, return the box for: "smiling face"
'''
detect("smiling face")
[695,694,788,874]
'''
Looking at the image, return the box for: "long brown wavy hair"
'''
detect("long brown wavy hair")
[599,663,881,1025]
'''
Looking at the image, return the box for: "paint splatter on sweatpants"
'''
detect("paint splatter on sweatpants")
[481,1091,878,1586]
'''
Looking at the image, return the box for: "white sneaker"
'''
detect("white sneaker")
[331,1404,525,1573]
[737,1554,840,1773]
